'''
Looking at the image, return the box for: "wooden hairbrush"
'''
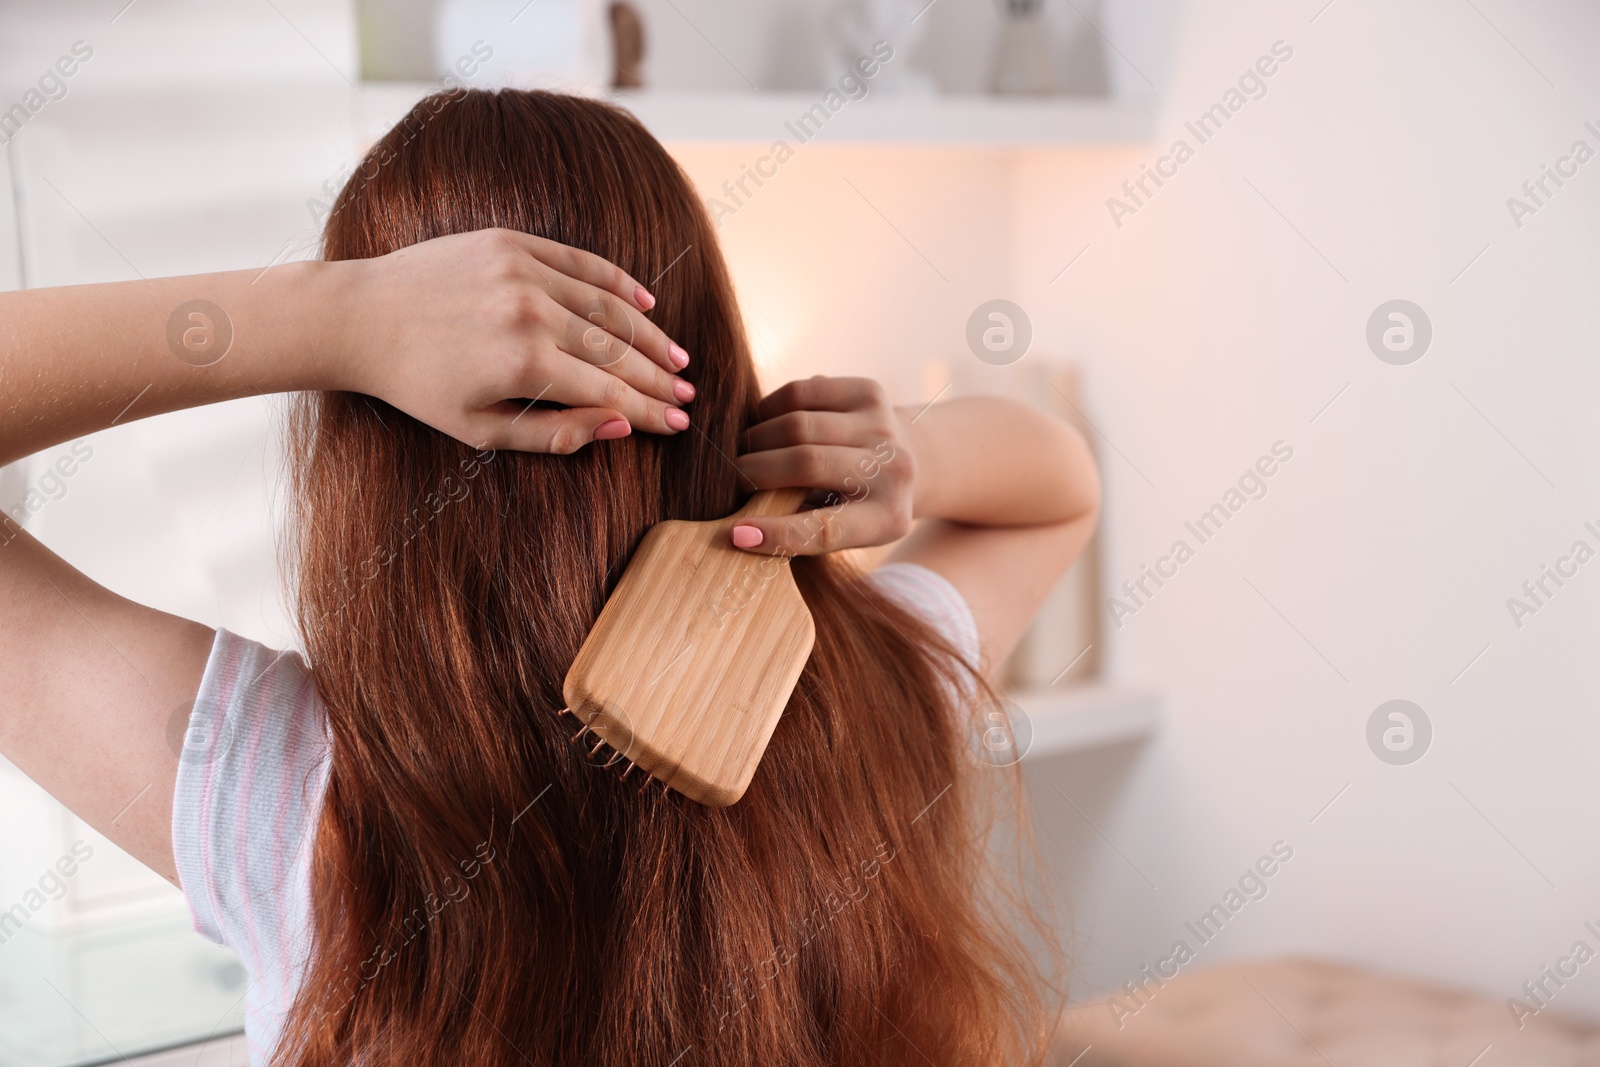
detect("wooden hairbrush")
[561,487,815,805]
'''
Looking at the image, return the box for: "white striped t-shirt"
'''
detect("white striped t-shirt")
[170,561,979,1064]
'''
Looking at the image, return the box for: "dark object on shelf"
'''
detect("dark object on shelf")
[609,2,646,90]
[992,0,1058,95]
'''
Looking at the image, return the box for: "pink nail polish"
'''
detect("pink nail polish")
[673,380,696,403]
[731,524,764,548]
[669,343,689,369]
[634,285,656,310]
[664,408,690,431]
[594,419,631,441]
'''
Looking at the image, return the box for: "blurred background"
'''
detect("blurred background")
[2,0,1598,1064]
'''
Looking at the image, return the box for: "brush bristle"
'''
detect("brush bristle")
[563,708,675,796]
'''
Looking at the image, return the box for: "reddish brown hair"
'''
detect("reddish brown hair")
[280,88,1054,1066]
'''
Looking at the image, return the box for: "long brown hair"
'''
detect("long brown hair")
[280,88,1054,1066]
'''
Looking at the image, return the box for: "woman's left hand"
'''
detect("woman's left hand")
[730,376,918,555]
[332,228,694,453]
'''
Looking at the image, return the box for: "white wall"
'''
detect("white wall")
[1,0,357,647]
[1009,0,1600,1017]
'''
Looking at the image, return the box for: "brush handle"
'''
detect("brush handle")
[733,487,809,519]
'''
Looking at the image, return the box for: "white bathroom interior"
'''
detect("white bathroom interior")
[2,0,1598,1063]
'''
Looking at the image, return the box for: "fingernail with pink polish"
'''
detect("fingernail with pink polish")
[665,408,690,431]
[673,380,696,403]
[731,524,764,549]
[669,344,689,369]
[634,285,656,311]
[594,419,632,441]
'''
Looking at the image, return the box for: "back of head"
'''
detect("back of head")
[280,88,1049,1067]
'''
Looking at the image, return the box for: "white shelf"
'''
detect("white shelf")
[0,914,246,1067]
[125,1036,250,1067]
[359,84,1153,146]
[612,91,1153,145]
[1011,684,1162,759]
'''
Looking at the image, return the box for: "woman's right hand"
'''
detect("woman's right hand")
[330,227,696,453]
[730,377,919,555]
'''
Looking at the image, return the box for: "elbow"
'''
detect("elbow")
[1056,420,1102,528]
[1076,484,1102,542]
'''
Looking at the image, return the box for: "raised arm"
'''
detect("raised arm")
[889,396,1099,674]
[0,229,694,882]
[0,228,694,468]
[733,378,1100,675]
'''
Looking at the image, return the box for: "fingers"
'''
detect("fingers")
[728,501,905,558]
[500,230,657,312]
[499,230,690,373]
[532,358,691,436]
[733,444,871,495]
[556,311,694,409]
[547,272,687,373]
[741,409,886,454]
[730,391,913,554]
[483,406,633,454]
[755,377,885,422]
